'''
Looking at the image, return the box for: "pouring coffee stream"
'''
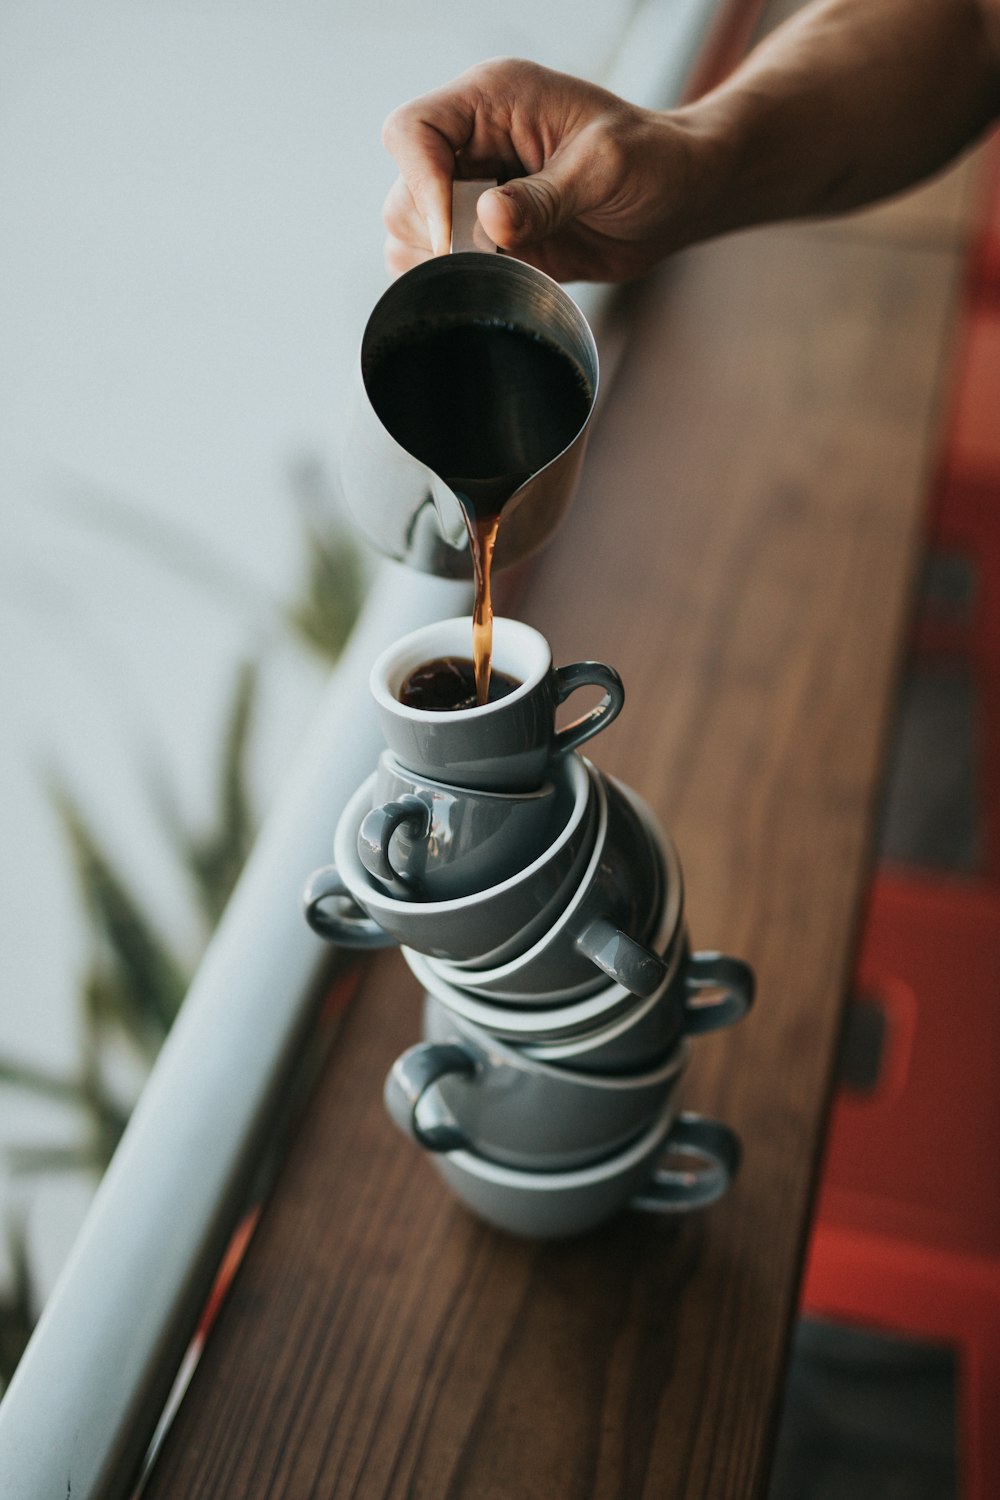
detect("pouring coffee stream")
[454,318,593,702]
[469,502,501,704]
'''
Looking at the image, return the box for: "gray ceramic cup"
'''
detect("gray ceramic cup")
[429,1100,740,1239]
[369,616,624,791]
[357,751,559,902]
[404,932,679,1046]
[424,770,672,1000]
[385,1001,690,1170]
[441,776,683,985]
[303,753,596,960]
[518,940,755,1074]
[407,932,754,1074]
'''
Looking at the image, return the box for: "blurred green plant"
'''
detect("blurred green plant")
[284,453,369,662]
[0,458,364,1387]
[0,1222,31,1392]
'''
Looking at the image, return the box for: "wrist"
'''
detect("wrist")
[648,101,745,250]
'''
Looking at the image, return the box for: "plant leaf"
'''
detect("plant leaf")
[284,454,366,663]
[161,661,259,926]
[5,1143,108,1176]
[48,784,188,1044]
[0,1059,92,1108]
[286,531,366,663]
[0,1218,34,1393]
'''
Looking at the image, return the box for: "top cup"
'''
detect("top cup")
[370,616,624,791]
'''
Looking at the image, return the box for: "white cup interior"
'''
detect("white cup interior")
[370,616,551,721]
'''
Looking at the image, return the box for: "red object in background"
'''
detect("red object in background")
[812,874,1000,1258]
[969,135,1000,298]
[802,871,1000,1500]
[805,151,1000,1500]
[915,469,1000,874]
[918,160,1000,872]
[942,308,1000,485]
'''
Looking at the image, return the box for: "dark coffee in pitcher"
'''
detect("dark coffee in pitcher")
[364,318,593,703]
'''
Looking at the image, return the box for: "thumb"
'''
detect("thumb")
[478,162,585,248]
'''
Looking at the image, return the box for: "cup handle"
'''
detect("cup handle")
[358,796,431,893]
[551,661,625,757]
[681,952,756,1036]
[631,1112,741,1213]
[302,864,395,948]
[576,916,669,998]
[383,1042,478,1152]
[451,178,498,255]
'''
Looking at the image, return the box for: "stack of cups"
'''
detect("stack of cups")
[303,617,754,1238]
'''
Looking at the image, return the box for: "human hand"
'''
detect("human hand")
[381,57,709,283]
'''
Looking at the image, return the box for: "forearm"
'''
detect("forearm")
[381,5,1000,283]
[675,0,1000,240]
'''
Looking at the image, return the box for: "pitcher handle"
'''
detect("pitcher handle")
[302,864,395,949]
[552,661,625,757]
[450,178,499,255]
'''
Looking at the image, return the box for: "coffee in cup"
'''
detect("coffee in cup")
[398,657,521,712]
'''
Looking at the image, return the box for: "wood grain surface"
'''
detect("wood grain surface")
[143,199,967,1498]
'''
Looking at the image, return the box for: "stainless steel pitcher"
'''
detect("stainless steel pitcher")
[340,181,599,579]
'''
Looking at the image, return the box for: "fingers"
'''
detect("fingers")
[382,174,430,248]
[384,234,434,277]
[479,175,573,249]
[476,131,593,250]
[382,176,547,275]
[383,144,593,274]
[382,89,480,256]
[381,58,547,257]
[475,184,525,248]
[383,173,431,273]
[379,60,654,282]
